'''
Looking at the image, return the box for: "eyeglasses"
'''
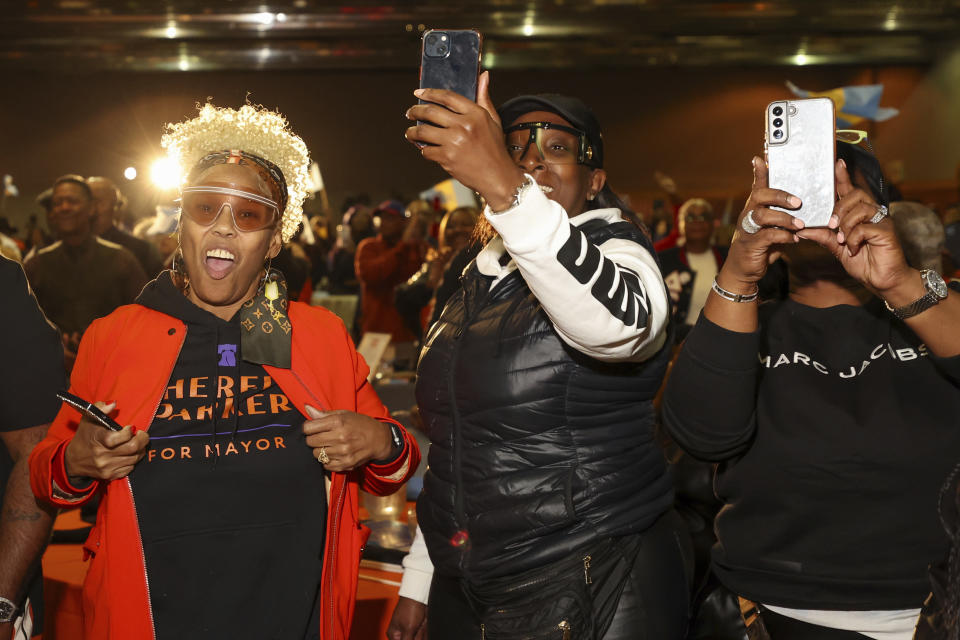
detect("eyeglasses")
[178,186,279,232]
[835,129,884,197]
[504,122,596,166]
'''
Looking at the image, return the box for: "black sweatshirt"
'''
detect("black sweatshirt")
[663,285,960,610]
[130,274,327,639]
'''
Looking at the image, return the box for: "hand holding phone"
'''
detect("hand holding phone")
[417,29,482,129]
[765,97,836,227]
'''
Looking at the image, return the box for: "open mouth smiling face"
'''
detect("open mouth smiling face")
[177,163,282,319]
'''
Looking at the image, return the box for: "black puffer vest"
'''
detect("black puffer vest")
[416,219,674,581]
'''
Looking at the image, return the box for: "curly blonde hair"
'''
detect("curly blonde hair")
[161,103,311,242]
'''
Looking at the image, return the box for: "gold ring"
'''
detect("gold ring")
[317,447,330,464]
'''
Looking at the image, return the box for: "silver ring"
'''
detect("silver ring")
[317,447,330,464]
[868,205,889,224]
[741,209,761,234]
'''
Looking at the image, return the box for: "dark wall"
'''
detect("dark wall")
[2,57,958,230]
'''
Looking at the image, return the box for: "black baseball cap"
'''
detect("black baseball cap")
[497,94,604,168]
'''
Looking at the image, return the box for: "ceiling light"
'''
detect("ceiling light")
[884,8,899,30]
[123,167,137,181]
[522,23,534,36]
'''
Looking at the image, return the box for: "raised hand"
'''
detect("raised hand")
[797,159,912,298]
[720,156,807,292]
[404,71,525,212]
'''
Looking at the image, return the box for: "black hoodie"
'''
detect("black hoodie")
[129,274,327,639]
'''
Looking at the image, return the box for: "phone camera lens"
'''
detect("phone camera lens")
[426,34,437,45]
[772,129,784,140]
[772,106,784,117]
[438,45,447,54]
[773,118,783,128]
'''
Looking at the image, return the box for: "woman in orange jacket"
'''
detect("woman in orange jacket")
[29,103,419,639]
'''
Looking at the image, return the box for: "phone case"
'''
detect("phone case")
[419,29,482,102]
[765,97,836,227]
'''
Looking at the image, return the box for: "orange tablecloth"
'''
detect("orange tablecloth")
[42,510,403,639]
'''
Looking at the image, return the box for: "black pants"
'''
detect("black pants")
[428,510,692,639]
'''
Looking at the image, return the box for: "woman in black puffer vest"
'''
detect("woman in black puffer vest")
[404,74,692,639]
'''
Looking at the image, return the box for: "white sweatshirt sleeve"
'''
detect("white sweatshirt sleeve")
[397,525,434,604]
[485,177,669,362]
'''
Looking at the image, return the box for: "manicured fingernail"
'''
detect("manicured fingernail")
[837,231,845,243]
[793,218,805,228]
[130,426,138,435]
[788,196,802,207]
[839,159,847,169]
[404,108,411,118]
[414,89,425,97]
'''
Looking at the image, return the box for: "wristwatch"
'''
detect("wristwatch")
[372,422,405,465]
[0,596,18,623]
[386,422,404,453]
[884,269,949,320]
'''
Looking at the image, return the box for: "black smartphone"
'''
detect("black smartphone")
[56,390,124,431]
[418,29,482,126]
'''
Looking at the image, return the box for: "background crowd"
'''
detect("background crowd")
[2,79,960,640]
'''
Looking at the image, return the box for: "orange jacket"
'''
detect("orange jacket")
[30,301,419,639]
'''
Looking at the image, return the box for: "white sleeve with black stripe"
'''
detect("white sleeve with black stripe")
[485,175,669,363]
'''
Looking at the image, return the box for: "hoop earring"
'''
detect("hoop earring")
[172,247,190,296]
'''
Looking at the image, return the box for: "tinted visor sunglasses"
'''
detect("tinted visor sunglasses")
[177,186,280,232]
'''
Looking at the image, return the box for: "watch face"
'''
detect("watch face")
[924,270,949,298]
[0,600,15,621]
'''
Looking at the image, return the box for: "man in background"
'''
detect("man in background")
[87,176,163,278]
[24,175,147,357]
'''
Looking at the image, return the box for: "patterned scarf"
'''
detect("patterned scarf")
[239,268,292,368]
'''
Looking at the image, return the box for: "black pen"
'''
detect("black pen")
[56,391,124,432]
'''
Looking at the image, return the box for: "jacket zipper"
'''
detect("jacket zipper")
[288,369,341,639]
[327,479,347,639]
[129,323,186,639]
[449,295,482,574]
[127,479,157,640]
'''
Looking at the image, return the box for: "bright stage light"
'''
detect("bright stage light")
[150,157,181,190]
[123,166,137,181]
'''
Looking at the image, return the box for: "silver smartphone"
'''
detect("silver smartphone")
[765,97,836,227]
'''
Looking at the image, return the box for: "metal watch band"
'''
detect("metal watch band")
[711,278,759,303]
[0,596,18,623]
[885,291,939,321]
[884,269,948,320]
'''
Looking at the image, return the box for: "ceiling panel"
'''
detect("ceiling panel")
[3,1,960,70]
